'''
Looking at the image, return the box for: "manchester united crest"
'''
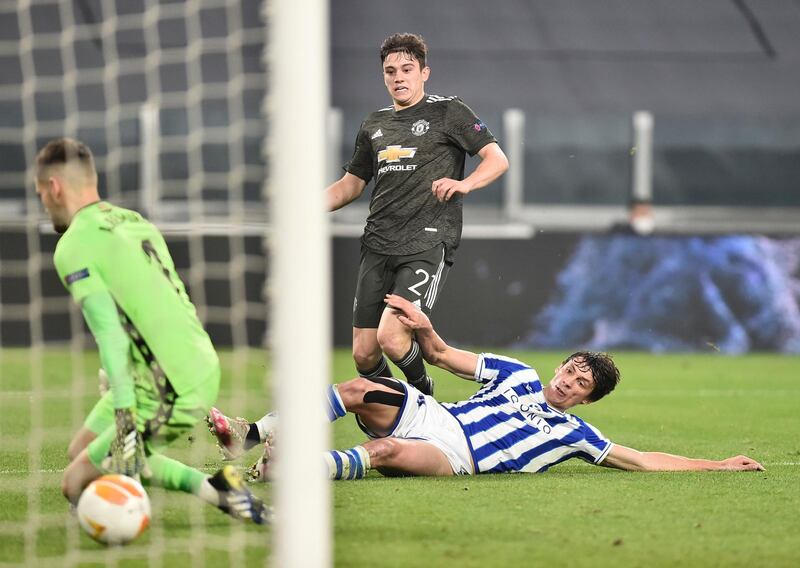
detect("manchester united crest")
[411,119,430,136]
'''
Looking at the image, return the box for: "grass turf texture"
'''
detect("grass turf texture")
[1,348,798,567]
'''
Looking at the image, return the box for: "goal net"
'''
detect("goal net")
[0,1,330,565]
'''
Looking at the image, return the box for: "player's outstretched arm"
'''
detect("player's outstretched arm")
[81,291,149,478]
[384,294,478,379]
[326,172,367,211]
[602,444,765,472]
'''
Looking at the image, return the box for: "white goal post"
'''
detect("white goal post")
[266,1,331,567]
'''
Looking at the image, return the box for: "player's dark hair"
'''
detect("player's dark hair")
[380,33,428,69]
[563,351,620,402]
[35,137,96,183]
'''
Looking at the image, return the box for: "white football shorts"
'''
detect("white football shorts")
[356,381,475,475]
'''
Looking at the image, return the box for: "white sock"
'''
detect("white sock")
[255,411,278,442]
[324,446,371,480]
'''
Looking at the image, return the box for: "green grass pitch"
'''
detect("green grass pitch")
[1,348,799,567]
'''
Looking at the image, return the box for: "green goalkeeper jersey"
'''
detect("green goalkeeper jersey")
[54,201,219,396]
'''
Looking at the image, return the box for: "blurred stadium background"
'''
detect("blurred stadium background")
[1,0,799,566]
[2,0,799,353]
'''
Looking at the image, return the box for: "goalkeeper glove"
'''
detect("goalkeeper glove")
[107,408,150,479]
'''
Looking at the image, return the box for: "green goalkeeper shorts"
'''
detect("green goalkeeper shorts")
[85,364,219,469]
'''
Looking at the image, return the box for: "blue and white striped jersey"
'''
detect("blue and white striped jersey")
[441,353,613,473]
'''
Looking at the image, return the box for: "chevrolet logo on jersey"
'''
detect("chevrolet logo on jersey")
[377,145,417,175]
[378,145,416,163]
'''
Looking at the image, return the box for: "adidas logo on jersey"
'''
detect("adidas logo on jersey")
[371,129,383,139]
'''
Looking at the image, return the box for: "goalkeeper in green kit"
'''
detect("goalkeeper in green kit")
[35,138,269,524]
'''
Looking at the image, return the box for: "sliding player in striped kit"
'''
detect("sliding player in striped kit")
[35,138,270,523]
[208,294,763,479]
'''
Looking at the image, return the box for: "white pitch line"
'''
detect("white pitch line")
[2,463,799,475]
[0,466,220,475]
[3,389,800,398]
[0,390,97,398]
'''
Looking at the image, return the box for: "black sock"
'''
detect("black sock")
[392,341,426,384]
[358,356,393,379]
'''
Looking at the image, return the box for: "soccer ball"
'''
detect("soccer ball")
[76,474,151,545]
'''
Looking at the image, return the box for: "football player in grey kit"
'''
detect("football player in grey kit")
[326,33,509,395]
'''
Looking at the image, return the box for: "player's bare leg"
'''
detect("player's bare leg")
[323,437,453,481]
[353,326,394,379]
[377,308,434,395]
[363,437,454,477]
[336,377,404,434]
[62,449,103,505]
[67,427,97,462]
[66,368,109,460]
[376,309,412,361]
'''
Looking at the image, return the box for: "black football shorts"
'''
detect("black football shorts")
[352,243,451,328]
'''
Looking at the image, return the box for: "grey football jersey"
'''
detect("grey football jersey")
[346,95,496,262]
